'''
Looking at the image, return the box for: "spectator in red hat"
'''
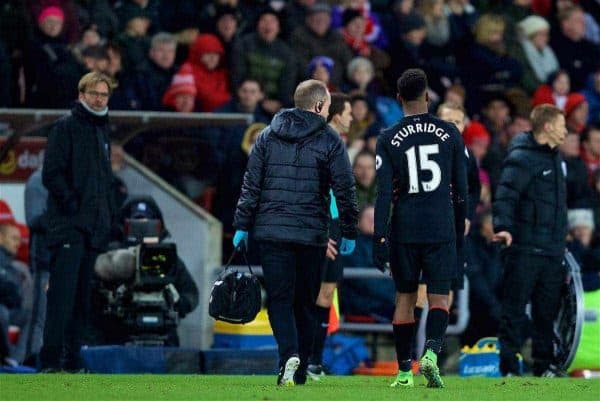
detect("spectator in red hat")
[162,66,197,113]
[463,121,491,164]
[565,93,589,134]
[182,33,231,112]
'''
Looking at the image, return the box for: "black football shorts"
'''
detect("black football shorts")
[390,241,456,295]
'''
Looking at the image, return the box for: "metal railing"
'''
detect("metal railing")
[225,265,470,337]
[0,109,254,162]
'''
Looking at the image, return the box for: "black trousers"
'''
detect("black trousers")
[499,251,564,375]
[259,241,324,370]
[0,307,10,360]
[40,236,97,370]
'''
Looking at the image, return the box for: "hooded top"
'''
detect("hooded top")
[184,34,231,112]
[234,108,358,246]
[269,107,327,142]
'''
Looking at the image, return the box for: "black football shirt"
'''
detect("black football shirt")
[374,113,468,243]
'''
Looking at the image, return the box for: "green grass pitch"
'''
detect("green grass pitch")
[1,375,599,401]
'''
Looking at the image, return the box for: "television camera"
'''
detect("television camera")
[93,218,181,346]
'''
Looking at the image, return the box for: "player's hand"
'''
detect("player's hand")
[326,239,338,260]
[340,238,355,256]
[492,231,513,247]
[464,219,471,236]
[373,237,389,273]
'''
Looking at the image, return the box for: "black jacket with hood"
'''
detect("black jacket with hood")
[234,108,358,247]
[493,132,567,256]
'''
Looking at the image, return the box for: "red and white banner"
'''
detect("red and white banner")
[0,137,47,182]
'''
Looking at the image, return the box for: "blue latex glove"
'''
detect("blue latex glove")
[339,238,356,256]
[232,230,248,249]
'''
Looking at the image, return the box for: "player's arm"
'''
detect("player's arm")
[452,131,468,236]
[328,136,358,240]
[374,137,393,240]
[492,151,533,245]
[372,136,393,270]
[233,129,268,232]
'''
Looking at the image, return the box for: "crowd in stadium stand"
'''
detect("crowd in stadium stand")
[1,0,600,367]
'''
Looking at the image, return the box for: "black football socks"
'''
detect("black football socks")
[425,307,449,354]
[393,320,416,372]
[310,305,330,365]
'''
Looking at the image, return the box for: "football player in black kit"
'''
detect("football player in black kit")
[373,69,468,388]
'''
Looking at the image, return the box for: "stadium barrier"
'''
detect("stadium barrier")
[224,265,470,358]
[0,109,253,349]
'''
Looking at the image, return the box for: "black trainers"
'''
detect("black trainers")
[277,356,300,386]
[306,364,325,381]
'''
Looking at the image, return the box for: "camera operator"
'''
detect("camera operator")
[493,104,568,377]
[90,196,199,346]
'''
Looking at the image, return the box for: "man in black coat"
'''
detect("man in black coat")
[493,104,568,377]
[40,72,116,372]
[233,80,358,386]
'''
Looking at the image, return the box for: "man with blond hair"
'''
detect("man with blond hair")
[40,72,116,372]
[493,104,568,377]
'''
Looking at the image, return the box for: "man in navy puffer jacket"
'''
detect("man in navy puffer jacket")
[233,79,358,386]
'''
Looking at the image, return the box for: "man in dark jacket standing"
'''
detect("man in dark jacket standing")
[493,104,568,377]
[233,80,358,386]
[40,72,115,372]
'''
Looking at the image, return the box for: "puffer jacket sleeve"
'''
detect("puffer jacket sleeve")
[233,128,268,231]
[492,151,534,234]
[327,134,358,239]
